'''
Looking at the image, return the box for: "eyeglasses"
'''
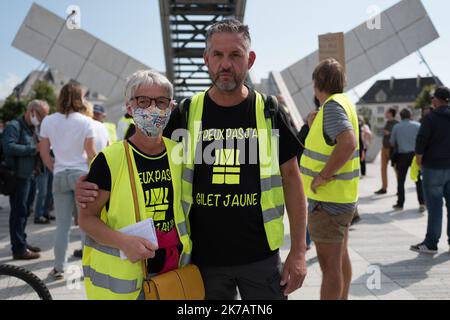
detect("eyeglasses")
[133,96,171,110]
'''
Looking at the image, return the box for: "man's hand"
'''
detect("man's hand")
[280,250,307,296]
[76,175,99,209]
[311,173,334,194]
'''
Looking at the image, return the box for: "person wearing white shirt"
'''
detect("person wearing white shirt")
[39,83,96,280]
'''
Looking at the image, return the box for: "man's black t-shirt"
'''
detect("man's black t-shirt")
[87,140,176,274]
[166,90,301,267]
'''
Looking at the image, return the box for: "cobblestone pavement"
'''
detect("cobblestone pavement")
[1,156,449,300]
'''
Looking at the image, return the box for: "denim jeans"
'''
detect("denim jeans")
[34,168,50,219]
[9,177,33,254]
[52,169,86,272]
[422,168,450,249]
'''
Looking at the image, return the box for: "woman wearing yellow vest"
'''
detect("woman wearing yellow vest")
[79,70,192,300]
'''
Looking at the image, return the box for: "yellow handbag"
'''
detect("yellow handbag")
[124,140,205,300]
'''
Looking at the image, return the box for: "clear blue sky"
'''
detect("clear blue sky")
[0,0,448,101]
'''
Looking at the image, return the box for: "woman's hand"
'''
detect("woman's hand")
[119,235,158,263]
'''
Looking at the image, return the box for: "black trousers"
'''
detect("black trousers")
[198,253,287,300]
[395,153,425,206]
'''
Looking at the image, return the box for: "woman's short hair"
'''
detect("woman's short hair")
[312,58,347,94]
[57,82,85,116]
[125,70,174,103]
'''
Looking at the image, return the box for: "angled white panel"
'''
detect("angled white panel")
[344,30,364,62]
[89,41,129,77]
[398,15,439,54]
[300,84,315,106]
[366,35,408,73]
[12,4,154,99]
[45,44,85,79]
[387,0,425,31]
[77,62,118,96]
[109,79,127,101]
[292,91,313,119]
[56,28,97,59]
[280,69,299,94]
[287,52,319,90]
[12,24,52,61]
[354,12,396,50]
[346,54,376,89]
[24,3,64,40]
[271,71,304,128]
[121,59,151,80]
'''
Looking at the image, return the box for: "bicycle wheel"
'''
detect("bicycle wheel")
[0,264,52,300]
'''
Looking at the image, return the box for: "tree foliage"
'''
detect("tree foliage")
[415,85,435,110]
[0,95,27,123]
[0,80,57,123]
[31,80,57,113]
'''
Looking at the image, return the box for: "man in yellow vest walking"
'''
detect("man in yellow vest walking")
[300,58,360,300]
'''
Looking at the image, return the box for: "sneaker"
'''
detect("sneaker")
[410,243,438,254]
[374,189,387,195]
[46,214,56,221]
[73,249,83,258]
[13,250,40,260]
[419,205,427,213]
[26,244,42,253]
[393,204,404,211]
[34,216,50,225]
[48,268,64,280]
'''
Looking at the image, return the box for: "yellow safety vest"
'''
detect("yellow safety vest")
[410,156,420,182]
[82,138,192,300]
[117,117,135,141]
[300,94,360,203]
[181,91,285,251]
[104,122,117,144]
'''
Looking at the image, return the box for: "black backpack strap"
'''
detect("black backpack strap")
[176,98,191,142]
[261,93,279,129]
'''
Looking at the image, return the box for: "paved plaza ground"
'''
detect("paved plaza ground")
[1,156,449,300]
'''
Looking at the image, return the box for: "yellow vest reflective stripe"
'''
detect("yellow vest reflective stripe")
[104,122,117,144]
[181,91,285,251]
[410,156,420,182]
[82,137,192,300]
[300,93,360,203]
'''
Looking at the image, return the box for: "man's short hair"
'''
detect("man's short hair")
[387,108,397,117]
[400,108,412,120]
[27,99,48,112]
[433,86,450,102]
[312,58,346,94]
[205,19,251,52]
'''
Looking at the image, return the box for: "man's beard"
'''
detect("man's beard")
[210,70,246,92]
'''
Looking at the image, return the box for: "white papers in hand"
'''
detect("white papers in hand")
[119,218,158,260]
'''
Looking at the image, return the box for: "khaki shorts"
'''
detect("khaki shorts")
[308,205,355,244]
